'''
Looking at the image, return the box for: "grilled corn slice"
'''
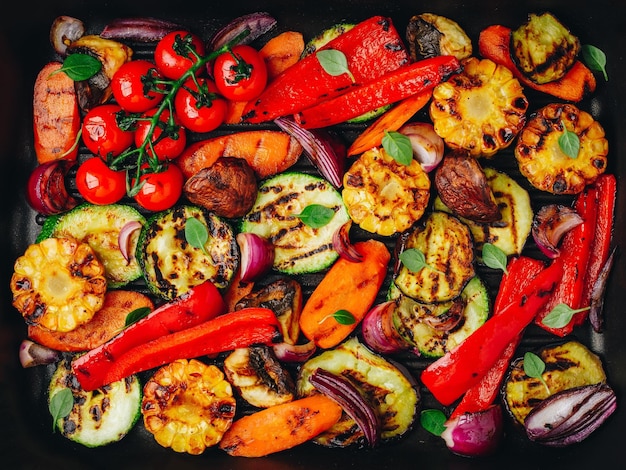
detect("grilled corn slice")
[429,57,528,157]
[514,103,609,194]
[142,359,236,455]
[11,237,107,332]
[342,147,431,236]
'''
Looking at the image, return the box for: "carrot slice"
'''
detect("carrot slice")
[28,290,154,352]
[299,239,390,349]
[219,394,343,457]
[347,89,432,156]
[260,31,305,79]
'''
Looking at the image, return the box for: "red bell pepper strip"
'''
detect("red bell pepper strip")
[421,258,563,406]
[73,307,282,391]
[295,55,461,129]
[243,16,409,123]
[450,256,544,418]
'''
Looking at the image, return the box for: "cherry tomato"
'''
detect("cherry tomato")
[134,108,187,161]
[75,157,127,205]
[81,104,134,158]
[154,30,205,80]
[133,164,183,211]
[174,78,228,133]
[111,60,165,113]
[213,45,268,101]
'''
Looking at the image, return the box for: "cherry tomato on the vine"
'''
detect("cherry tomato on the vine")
[111,60,165,113]
[132,163,183,211]
[134,108,187,161]
[174,78,228,133]
[81,104,134,159]
[213,44,268,101]
[75,157,127,205]
[154,30,205,80]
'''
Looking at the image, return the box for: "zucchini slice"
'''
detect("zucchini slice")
[47,203,146,288]
[297,337,419,447]
[434,167,533,258]
[394,211,475,303]
[49,358,141,447]
[137,205,238,300]
[390,276,490,358]
[502,341,607,426]
[240,172,350,274]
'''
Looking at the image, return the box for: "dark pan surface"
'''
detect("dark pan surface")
[1,1,625,468]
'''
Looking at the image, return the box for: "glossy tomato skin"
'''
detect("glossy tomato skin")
[174,78,228,133]
[213,45,268,101]
[111,60,165,113]
[154,30,205,80]
[75,157,127,205]
[133,164,183,211]
[134,108,187,161]
[81,104,134,158]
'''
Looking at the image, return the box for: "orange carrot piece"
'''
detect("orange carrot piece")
[478,25,596,102]
[260,31,305,80]
[33,62,81,163]
[347,89,432,156]
[224,100,249,124]
[176,130,303,179]
[219,394,343,457]
[28,290,154,352]
[299,239,390,349]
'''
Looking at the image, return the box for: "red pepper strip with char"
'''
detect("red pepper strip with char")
[534,183,599,336]
[243,16,409,123]
[73,307,281,391]
[449,256,545,419]
[295,55,461,129]
[421,258,563,406]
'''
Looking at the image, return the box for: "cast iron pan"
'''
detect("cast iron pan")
[1,1,625,468]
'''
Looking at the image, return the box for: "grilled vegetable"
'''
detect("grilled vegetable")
[429,57,528,158]
[49,358,141,447]
[391,276,490,358]
[405,13,472,61]
[502,341,607,426]
[514,102,609,195]
[342,147,431,236]
[46,203,146,288]
[11,237,107,333]
[142,359,236,454]
[434,167,533,257]
[297,337,419,447]
[511,12,580,85]
[394,211,475,304]
[240,172,350,275]
[223,345,296,408]
[137,205,238,300]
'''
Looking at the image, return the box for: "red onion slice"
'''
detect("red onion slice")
[236,232,275,282]
[398,122,444,173]
[361,301,412,354]
[26,160,78,216]
[273,340,317,363]
[441,405,504,457]
[118,220,142,263]
[532,204,584,259]
[332,221,363,262]
[589,247,617,333]
[100,17,182,42]
[208,12,277,51]
[19,340,61,368]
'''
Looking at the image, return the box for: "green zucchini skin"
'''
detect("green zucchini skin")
[48,358,141,447]
[240,172,350,275]
[137,205,238,300]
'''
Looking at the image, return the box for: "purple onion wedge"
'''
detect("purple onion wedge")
[19,340,61,368]
[441,405,504,457]
[208,12,277,51]
[100,17,182,42]
[589,247,617,333]
[532,204,583,259]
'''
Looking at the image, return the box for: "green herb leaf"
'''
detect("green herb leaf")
[558,121,580,158]
[399,248,442,274]
[316,49,355,83]
[333,309,356,325]
[56,53,102,81]
[482,243,508,274]
[49,388,74,432]
[295,204,335,228]
[382,131,413,166]
[185,217,209,253]
[523,351,550,394]
[582,44,608,81]
[420,409,447,436]
[125,306,152,327]
[541,303,590,328]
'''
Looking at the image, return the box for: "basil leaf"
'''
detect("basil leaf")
[185,217,209,253]
[523,352,545,378]
[420,409,447,436]
[541,303,589,328]
[58,53,102,81]
[49,388,74,432]
[333,309,356,325]
[316,49,355,83]
[399,248,442,274]
[295,204,335,228]
[482,243,508,274]
[558,121,580,158]
[382,131,413,166]
[125,306,152,327]
[582,44,608,81]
